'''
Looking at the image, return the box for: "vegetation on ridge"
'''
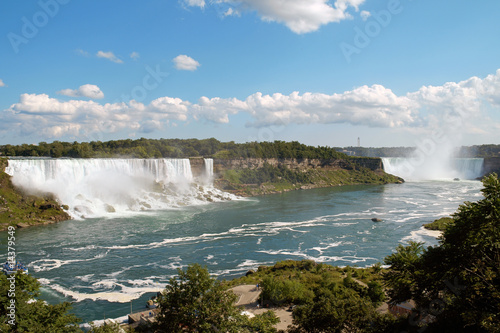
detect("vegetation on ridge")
[216,162,403,196]
[0,138,349,160]
[423,216,455,231]
[0,158,70,230]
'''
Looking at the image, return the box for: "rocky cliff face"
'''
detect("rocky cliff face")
[211,157,383,176]
[0,158,71,230]
[484,157,500,176]
[189,157,206,178]
[209,157,401,197]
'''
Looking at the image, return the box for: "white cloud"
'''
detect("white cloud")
[184,0,205,8]
[214,0,366,34]
[75,49,90,57]
[192,96,248,123]
[3,94,190,138]
[3,70,500,140]
[224,7,240,17]
[96,51,123,64]
[360,10,371,21]
[130,52,140,60]
[57,84,105,99]
[173,55,201,71]
[194,86,418,127]
[0,79,5,87]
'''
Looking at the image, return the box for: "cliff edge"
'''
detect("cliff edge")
[211,157,403,196]
[0,158,71,230]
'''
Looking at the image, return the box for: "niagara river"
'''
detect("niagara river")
[0,158,486,324]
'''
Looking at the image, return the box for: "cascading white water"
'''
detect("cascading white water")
[204,158,214,179]
[5,158,235,219]
[382,157,484,180]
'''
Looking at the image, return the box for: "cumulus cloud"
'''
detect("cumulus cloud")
[3,69,500,140]
[183,0,205,8]
[224,7,240,17]
[97,51,123,64]
[57,84,105,99]
[0,79,5,87]
[3,94,190,138]
[173,55,201,71]
[191,0,366,34]
[130,52,140,60]
[193,86,418,128]
[360,10,371,21]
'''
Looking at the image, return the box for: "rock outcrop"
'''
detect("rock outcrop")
[0,158,71,230]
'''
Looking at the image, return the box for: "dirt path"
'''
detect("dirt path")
[231,284,293,331]
[232,284,261,307]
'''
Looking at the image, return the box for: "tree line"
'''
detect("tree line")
[0,138,348,160]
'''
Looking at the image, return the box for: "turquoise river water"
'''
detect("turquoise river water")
[0,179,484,324]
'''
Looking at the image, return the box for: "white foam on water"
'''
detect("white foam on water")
[76,274,95,282]
[5,158,237,219]
[39,278,164,303]
[30,252,109,272]
[401,226,443,244]
[255,249,376,264]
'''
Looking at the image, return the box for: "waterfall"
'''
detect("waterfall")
[204,158,214,179]
[5,158,234,219]
[382,157,484,180]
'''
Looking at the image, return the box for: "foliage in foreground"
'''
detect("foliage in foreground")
[154,263,278,333]
[0,272,80,332]
[384,174,500,332]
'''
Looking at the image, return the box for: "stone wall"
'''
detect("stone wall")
[483,157,500,176]
[211,157,383,176]
[189,157,206,178]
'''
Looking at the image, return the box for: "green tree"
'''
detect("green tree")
[154,264,277,333]
[0,272,81,332]
[384,174,500,332]
[288,286,390,333]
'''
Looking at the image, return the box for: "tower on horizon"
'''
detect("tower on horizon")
[357,137,360,147]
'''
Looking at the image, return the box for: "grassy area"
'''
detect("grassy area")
[0,158,70,230]
[224,260,386,307]
[226,260,386,288]
[423,217,455,231]
[216,163,403,196]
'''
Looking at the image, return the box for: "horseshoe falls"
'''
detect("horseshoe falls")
[381,157,484,181]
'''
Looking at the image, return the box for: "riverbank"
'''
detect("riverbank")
[212,159,404,196]
[0,158,71,230]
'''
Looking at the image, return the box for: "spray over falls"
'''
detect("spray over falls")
[5,158,234,219]
[382,157,484,181]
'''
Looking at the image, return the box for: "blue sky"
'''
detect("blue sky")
[1,0,500,148]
